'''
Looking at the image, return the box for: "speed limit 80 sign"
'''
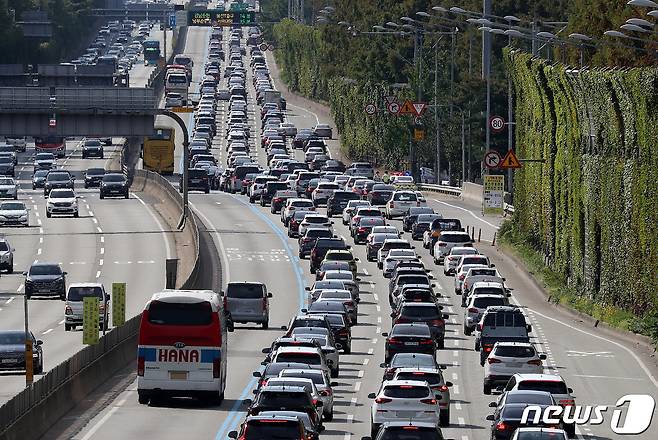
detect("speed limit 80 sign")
[489,115,506,133]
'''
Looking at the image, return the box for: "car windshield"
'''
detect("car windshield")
[383,385,430,398]
[505,392,554,405]
[226,283,263,299]
[30,265,62,276]
[36,154,54,161]
[103,174,125,182]
[147,300,213,326]
[34,171,49,178]
[47,173,70,182]
[473,296,506,308]
[0,332,27,345]
[0,178,13,185]
[515,432,567,440]
[243,420,300,439]
[50,190,74,198]
[86,168,105,176]
[258,391,309,408]
[0,157,12,164]
[279,370,325,385]
[495,345,536,358]
[0,242,8,251]
[518,381,569,395]
[378,427,439,440]
[395,372,442,386]
[68,286,103,301]
[1,203,24,210]
[393,192,417,201]
[275,352,321,365]
[85,140,101,147]
[391,353,436,368]
[440,233,471,242]
[401,306,440,319]
[391,325,431,337]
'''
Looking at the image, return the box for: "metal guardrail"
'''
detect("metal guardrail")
[417,183,463,196]
[0,316,140,433]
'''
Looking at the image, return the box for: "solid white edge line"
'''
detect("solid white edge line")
[133,193,173,260]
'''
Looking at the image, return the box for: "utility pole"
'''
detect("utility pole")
[507,21,514,196]
[24,294,33,386]
[434,38,441,185]
[162,10,167,65]
[483,0,492,157]
[411,29,423,181]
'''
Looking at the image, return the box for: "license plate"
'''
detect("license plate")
[39,288,52,293]
[396,411,416,418]
[507,362,522,368]
[169,371,188,380]
[1,359,17,364]
[405,342,419,346]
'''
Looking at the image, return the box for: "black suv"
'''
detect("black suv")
[24,262,67,300]
[310,237,349,273]
[44,171,74,196]
[82,138,104,159]
[326,190,360,217]
[181,168,210,193]
[84,168,106,188]
[100,173,129,198]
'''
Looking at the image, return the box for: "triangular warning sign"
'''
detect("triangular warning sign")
[412,102,427,116]
[500,150,522,169]
[399,99,416,115]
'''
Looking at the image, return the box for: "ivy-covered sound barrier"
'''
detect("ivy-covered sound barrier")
[505,49,658,323]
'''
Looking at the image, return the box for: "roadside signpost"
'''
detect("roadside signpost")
[364,103,377,116]
[83,297,100,345]
[412,102,427,117]
[484,150,502,169]
[500,150,522,169]
[398,99,416,115]
[482,175,505,215]
[112,282,126,327]
[489,115,505,133]
[387,102,400,115]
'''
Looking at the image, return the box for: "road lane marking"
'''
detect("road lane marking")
[358,370,364,378]
[95,271,101,278]
[458,417,465,426]
[455,402,462,410]
[43,329,53,335]
[572,374,645,381]
[100,236,104,243]
[453,384,460,395]
[368,348,374,355]
[96,227,102,233]
[354,382,361,392]
[5,297,14,304]
[100,247,104,255]
[99,259,104,266]
[432,198,500,229]
[59,319,65,325]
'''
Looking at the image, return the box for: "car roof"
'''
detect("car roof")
[393,367,442,375]
[380,421,438,428]
[68,282,103,288]
[513,373,566,382]
[274,346,322,354]
[382,379,431,387]
[259,385,308,393]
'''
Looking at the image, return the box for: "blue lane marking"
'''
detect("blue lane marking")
[213,195,307,439]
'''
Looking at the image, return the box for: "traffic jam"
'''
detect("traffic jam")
[138,21,576,440]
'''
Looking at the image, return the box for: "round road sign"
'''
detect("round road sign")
[387,102,400,115]
[484,150,502,169]
[364,103,377,116]
[489,115,506,133]
[267,44,275,51]
[259,43,268,51]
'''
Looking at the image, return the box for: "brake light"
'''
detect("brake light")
[483,345,493,352]
[387,337,401,344]
[428,319,444,327]
[358,227,367,233]
[438,242,447,246]
[458,274,465,280]
[319,389,332,396]
[223,295,228,310]
[496,422,509,431]
[375,397,392,404]
[273,197,282,203]
[468,308,479,313]
[433,385,449,392]
[213,357,221,378]
[488,357,502,364]
[390,202,394,208]
[420,398,437,405]
[263,297,268,311]
[559,399,575,406]
[420,339,434,345]
[137,356,145,376]
[312,398,319,405]
[302,238,312,243]
[416,201,421,206]
[527,359,542,366]
[337,329,349,336]
[344,301,354,307]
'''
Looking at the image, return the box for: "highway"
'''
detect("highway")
[57,20,658,440]
[0,24,176,404]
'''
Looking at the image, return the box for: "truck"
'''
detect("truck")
[264,90,282,107]
[143,40,161,66]
[474,306,532,366]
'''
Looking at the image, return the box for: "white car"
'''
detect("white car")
[165,92,184,107]
[277,122,298,137]
[391,175,415,188]
[511,428,568,440]
[270,346,332,377]
[0,177,18,199]
[249,175,278,203]
[461,267,505,303]
[377,239,414,268]
[299,214,332,237]
[432,231,474,264]
[370,225,401,237]
[369,380,440,437]
[281,198,316,225]
[341,200,371,225]
[311,182,339,206]
[382,250,418,277]
[6,137,26,152]
[46,188,78,218]
[454,264,489,295]
[443,246,479,275]
[0,201,28,226]
[483,342,545,394]
[386,190,421,218]
[392,367,453,426]
[33,152,57,171]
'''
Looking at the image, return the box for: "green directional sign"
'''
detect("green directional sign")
[188,10,255,26]
[230,1,248,11]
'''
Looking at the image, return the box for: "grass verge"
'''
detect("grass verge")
[498,220,658,345]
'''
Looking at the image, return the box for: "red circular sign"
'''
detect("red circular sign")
[489,116,506,133]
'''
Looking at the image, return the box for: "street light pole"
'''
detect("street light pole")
[483,0,492,156]
[434,38,441,184]
[24,294,33,386]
